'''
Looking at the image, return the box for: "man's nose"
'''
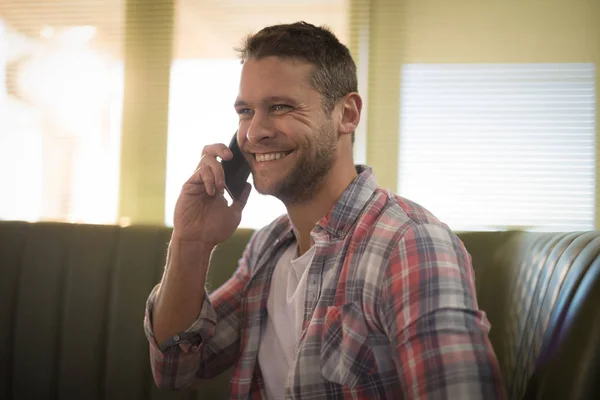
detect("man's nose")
[245,111,275,144]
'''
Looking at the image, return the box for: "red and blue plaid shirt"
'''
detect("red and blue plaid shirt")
[145,166,506,399]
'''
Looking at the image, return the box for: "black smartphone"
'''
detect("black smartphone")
[221,132,251,200]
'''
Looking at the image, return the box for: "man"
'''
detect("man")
[144,21,505,399]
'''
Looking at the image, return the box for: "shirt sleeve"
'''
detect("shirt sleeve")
[143,237,255,390]
[379,222,507,399]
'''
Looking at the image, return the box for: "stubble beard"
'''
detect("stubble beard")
[252,121,338,205]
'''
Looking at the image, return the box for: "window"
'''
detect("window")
[398,63,596,232]
[0,3,123,224]
[1,1,349,228]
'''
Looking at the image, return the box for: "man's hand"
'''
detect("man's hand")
[173,143,252,247]
[152,143,251,345]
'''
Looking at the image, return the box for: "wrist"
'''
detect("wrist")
[168,236,214,267]
[170,228,216,251]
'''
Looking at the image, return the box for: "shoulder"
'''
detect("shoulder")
[350,187,471,284]
[351,189,477,324]
[354,187,460,248]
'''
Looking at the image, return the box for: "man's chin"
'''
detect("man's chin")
[252,180,294,203]
[251,170,308,203]
[250,178,279,198]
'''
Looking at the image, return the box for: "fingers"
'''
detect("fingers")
[187,143,233,196]
[229,183,252,214]
[200,156,223,196]
[202,143,232,161]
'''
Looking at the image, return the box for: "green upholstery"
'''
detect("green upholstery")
[0,221,252,400]
[458,231,600,400]
[0,221,598,399]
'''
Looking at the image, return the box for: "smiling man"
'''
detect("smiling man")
[144,22,506,399]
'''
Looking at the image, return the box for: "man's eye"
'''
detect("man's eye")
[271,104,292,113]
[236,109,254,119]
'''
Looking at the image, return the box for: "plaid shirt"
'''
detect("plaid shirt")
[144,166,506,399]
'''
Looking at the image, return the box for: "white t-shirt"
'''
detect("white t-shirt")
[257,242,316,400]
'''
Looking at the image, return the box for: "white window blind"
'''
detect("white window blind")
[398,63,596,232]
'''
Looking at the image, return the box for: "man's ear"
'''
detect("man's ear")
[338,92,362,136]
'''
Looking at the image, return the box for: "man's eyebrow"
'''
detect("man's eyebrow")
[263,95,297,105]
[234,99,248,108]
[234,96,298,109]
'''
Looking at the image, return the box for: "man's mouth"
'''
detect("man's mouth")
[254,151,293,163]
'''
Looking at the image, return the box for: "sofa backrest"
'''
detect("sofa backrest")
[0,221,252,400]
[458,231,600,400]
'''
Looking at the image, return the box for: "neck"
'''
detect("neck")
[285,160,357,256]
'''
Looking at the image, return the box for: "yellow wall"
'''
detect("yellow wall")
[403,0,599,63]
[118,0,173,225]
[364,0,405,190]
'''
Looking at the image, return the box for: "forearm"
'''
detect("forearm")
[153,237,214,345]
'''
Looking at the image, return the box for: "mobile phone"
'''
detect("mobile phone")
[221,132,251,200]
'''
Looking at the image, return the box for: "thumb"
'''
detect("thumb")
[230,182,252,214]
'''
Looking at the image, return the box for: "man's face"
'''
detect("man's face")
[235,56,338,204]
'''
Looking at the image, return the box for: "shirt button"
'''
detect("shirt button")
[191,345,199,352]
[173,335,180,342]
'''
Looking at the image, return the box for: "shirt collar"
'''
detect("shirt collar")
[313,165,377,240]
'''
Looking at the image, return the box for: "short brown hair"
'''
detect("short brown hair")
[236,21,358,113]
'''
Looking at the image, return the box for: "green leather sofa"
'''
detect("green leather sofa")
[1,220,599,399]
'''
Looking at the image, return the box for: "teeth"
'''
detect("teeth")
[255,152,287,162]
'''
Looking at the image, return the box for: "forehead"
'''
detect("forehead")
[237,57,316,102]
